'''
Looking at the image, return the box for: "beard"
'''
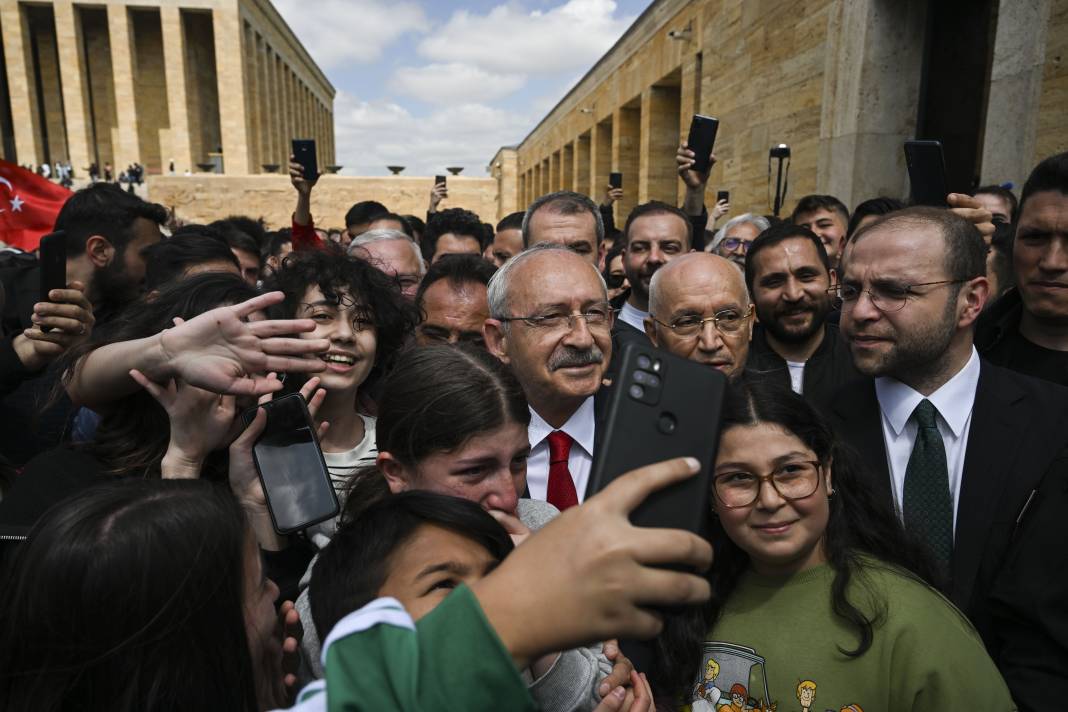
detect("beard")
[758,295,833,345]
[90,254,142,319]
[623,261,660,303]
[850,292,959,379]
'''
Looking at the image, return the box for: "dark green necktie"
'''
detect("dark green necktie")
[902,399,953,572]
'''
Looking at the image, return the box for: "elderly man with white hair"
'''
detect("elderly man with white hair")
[484,243,612,509]
[706,213,771,269]
[644,252,754,380]
[348,228,426,300]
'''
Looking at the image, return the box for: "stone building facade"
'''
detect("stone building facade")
[497,0,1067,222]
[0,0,334,176]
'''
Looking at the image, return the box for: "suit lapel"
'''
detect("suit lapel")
[831,379,894,503]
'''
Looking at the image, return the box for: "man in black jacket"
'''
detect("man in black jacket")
[744,222,857,412]
[828,206,1068,710]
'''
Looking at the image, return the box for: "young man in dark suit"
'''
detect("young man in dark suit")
[829,206,1068,710]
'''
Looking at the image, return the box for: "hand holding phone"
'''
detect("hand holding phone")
[609,172,623,190]
[38,231,67,332]
[904,140,949,207]
[686,115,720,175]
[291,139,319,183]
[717,190,730,204]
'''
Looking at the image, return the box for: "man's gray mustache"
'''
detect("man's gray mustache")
[548,346,604,371]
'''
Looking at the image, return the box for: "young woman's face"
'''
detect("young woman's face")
[380,421,530,515]
[377,523,500,621]
[242,534,280,675]
[713,422,832,577]
[297,286,377,396]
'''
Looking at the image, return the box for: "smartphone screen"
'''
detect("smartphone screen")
[609,172,623,189]
[687,115,720,174]
[717,190,730,203]
[246,394,338,534]
[587,342,726,533]
[291,139,318,182]
[435,174,447,187]
[38,231,67,331]
[904,140,949,207]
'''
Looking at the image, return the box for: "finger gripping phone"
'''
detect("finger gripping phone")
[38,231,67,332]
[687,115,720,175]
[609,172,623,189]
[435,174,447,188]
[904,140,949,207]
[243,393,338,535]
[291,139,318,182]
[588,342,726,535]
[717,190,730,203]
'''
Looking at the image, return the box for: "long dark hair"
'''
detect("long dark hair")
[0,479,258,711]
[61,273,259,477]
[341,344,530,522]
[311,490,514,640]
[651,381,938,700]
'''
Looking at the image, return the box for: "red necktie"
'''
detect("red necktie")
[546,430,579,510]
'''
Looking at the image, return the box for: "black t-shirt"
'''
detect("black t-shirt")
[985,328,1068,387]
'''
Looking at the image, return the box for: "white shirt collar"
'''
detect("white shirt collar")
[528,396,597,456]
[874,347,980,437]
[618,301,648,333]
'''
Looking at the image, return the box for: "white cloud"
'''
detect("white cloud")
[272,0,429,68]
[391,63,525,104]
[418,0,635,75]
[332,91,531,177]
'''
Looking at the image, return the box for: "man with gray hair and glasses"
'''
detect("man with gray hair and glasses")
[484,244,613,509]
[707,213,771,269]
[348,228,426,300]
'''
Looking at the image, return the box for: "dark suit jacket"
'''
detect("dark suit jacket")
[828,361,1068,710]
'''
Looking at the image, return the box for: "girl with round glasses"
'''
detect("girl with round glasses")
[653,382,1013,711]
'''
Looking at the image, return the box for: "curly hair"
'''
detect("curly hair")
[263,248,420,380]
[422,207,486,260]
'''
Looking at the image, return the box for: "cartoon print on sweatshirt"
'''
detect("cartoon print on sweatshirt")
[686,642,777,712]
[796,679,816,711]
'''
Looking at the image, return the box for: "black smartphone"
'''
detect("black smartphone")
[587,342,726,533]
[717,190,730,204]
[291,139,318,182]
[38,231,66,332]
[609,172,623,189]
[243,393,338,535]
[686,114,720,174]
[435,174,447,188]
[904,140,949,207]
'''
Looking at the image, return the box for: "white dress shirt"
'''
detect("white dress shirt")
[526,396,596,503]
[874,347,981,532]
[618,301,648,333]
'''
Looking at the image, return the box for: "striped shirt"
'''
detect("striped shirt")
[308,414,377,548]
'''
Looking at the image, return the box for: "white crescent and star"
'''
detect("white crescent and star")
[0,174,25,213]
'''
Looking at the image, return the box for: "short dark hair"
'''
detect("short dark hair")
[265,250,421,378]
[852,206,985,281]
[522,190,605,247]
[744,223,830,294]
[415,254,496,309]
[220,215,268,251]
[622,201,693,248]
[344,201,389,230]
[309,490,513,641]
[207,220,262,265]
[791,194,849,225]
[53,182,168,257]
[265,230,292,258]
[496,211,525,233]
[403,214,426,238]
[1018,152,1068,217]
[143,234,240,290]
[973,185,1019,222]
[847,197,905,239]
[421,208,485,261]
[369,212,414,238]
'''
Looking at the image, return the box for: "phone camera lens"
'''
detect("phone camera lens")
[629,384,645,399]
[644,374,661,388]
[633,370,648,384]
[637,354,652,370]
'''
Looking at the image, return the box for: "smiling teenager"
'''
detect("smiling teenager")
[650,381,1014,711]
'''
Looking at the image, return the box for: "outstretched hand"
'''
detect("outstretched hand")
[677,142,716,189]
[155,291,328,396]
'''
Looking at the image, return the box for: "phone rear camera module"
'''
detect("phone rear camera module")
[629,384,645,400]
[657,412,677,434]
[637,354,652,370]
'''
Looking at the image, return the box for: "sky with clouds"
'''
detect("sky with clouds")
[272,0,651,177]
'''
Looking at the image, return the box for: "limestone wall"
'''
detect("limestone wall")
[148,174,501,228]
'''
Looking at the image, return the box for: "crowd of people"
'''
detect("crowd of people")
[0,135,1065,712]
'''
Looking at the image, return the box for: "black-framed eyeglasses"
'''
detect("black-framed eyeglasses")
[497,303,614,331]
[720,237,752,253]
[651,305,753,337]
[713,460,823,508]
[827,280,967,313]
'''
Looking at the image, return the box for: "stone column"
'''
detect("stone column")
[53,1,92,171]
[549,150,559,192]
[640,85,681,205]
[591,119,612,204]
[980,0,1053,188]
[562,142,574,191]
[212,6,249,174]
[256,36,272,168]
[612,105,640,223]
[1,2,41,164]
[574,132,591,197]
[107,4,141,171]
[160,6,192,174]
[242,22,260,172]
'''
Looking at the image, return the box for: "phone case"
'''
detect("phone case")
[687,115,720,174]
[609,172,623,189]
[587,342,726,534]
[904,140,949,207]
[435,175,447,186]
[292,139,318,182]
[38,232,66,333]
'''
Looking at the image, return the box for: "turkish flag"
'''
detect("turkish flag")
[0,160,72,251]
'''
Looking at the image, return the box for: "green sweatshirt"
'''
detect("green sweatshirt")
[283,585,536,712]
[683,558,1015,712]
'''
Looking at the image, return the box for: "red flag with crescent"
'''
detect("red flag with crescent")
[0,159,72,251]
